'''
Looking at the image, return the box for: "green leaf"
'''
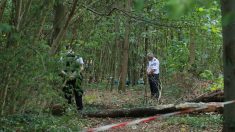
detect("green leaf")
[211,26,220,33]
[133,0,144,12]
[198,7,204,12]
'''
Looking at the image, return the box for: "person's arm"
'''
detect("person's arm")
[76,57,84,72]
[147,62,151,75]
[149,69,156,75]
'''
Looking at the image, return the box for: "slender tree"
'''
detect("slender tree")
[50,1,66,46]
[0,0,7,21]
[50,0,79,55]
[118,0,131,91]
[189,28,195,71]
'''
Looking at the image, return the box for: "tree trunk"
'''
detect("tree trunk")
[143,26,149,84]
[131,46,138,86]
[177,28,183,41]
[35,15,47,41]
[221,0,235,131]
[69,16,82,48]
[189,29,196,70]
[14,0,22,31]
[96,50,103,83]
[118,0,131,91]
[1,73,11,116]
[50,1,66,46]
[21,0,32,28]
[49,0,78,55]
[110,14,120,90]
[0,0,7,22]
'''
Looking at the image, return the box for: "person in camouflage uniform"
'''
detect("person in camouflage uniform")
[61,51,84,111]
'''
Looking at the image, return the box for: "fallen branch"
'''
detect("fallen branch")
[188,90,224,103]
[83,101,235,132]
[83,102,223,118]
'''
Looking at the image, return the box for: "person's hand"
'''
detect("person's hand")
[69,72,77,79]
[147,68,151,75]
[80,65,84,72]
[60,70,67,76]
[146,71,150,75]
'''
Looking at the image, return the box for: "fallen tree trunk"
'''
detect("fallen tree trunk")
[83,102,223,118]
[188,90,224,103]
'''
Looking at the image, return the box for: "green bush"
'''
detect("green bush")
[208,75,224,91]
[199,70,214,80]
[0,41,64,115]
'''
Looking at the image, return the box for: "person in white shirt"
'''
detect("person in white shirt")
[147,52,160,100]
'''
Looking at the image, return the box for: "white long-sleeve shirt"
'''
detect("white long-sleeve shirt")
[147,57,160,74]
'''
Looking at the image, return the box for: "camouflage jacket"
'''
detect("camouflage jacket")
[61,54,82,81]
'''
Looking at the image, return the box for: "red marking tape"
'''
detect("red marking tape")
[83,100,235,132]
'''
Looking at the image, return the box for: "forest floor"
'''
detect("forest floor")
[81,85,222,132]
[0,78,223,131]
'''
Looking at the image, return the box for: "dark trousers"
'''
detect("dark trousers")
[148,74,160,98]
[63,79,83,110]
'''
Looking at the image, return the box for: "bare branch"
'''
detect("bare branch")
[81,4,198,29]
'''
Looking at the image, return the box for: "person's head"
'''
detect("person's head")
[147,52,154,61]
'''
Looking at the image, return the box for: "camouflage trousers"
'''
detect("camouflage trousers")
[63,75,83,110]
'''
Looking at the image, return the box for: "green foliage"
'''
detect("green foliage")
[165,0,194,17]
[167,114,222,129]
[165,41,189,74]
[0,41,64,115]
[0,113,87,131]
[199,70,223,91]
[200,70,214,80]
[208,76,224,91]
[133,0,145,12]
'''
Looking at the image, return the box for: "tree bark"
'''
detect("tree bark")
[221,0,235,131]
[118,0,131,91]
[131,43,138,86]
